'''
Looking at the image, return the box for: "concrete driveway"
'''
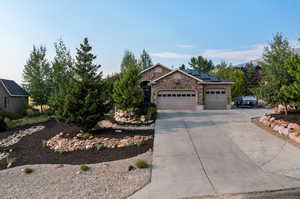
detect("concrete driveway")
[130,109,300,199]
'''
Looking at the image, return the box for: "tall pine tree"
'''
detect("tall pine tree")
[113,62,144,114]
[58,38,105,131]
[189,56,214,73]
[23,45,51,111]
[138,49,153,70]
[120,51,137,72]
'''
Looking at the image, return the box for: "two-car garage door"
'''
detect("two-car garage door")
[157,90,196,110]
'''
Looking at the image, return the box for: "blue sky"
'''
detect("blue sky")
[1,0,300,83]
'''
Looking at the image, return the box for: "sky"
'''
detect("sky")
[1,0,300,83]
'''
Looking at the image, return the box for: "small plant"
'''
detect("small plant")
[80,132,93,139]
[134,140,143,147]
[80,164,90,172]
[41,140,48,148]
[95,144,103,151]
[135,160,149,169]
[6,157,16,168]
[24,167,33,174]
[56,148,65,154]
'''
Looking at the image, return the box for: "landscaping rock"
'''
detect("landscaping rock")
[97,120,116,129]
[47,132,153,152]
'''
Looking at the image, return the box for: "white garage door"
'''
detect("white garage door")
[205,88,227,109]
[157,90,196,110]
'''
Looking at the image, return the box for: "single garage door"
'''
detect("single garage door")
[205,88,227,109]
[157,90,196,110]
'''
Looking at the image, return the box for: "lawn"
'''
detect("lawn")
[6,115,49,129]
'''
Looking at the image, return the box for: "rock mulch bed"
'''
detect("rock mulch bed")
[255,114,300,144]
[0,126,45,161]
[0,151,152,199]
[114,110,154,125]
[47,131,153,152]
[0,120,154,170]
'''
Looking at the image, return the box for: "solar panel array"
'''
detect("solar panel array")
[183,69,227,82]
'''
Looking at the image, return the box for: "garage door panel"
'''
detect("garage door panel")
[157,91,196,110]
[205,88,227,110]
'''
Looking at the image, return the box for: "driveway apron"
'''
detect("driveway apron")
[130,110,300,199]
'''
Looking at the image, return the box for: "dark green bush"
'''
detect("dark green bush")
[80,164,90,171]
[135,160,149,169]
[24,167,33,174]
[0,117,7,132]
[26,108,42,117]
[0,108,21,120]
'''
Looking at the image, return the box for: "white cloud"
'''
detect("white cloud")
[150,52,193,59]
[201,44,265,62]
[176,44,194,49]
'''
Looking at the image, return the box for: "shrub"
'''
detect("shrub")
[0,117,7,132]
[24,167,33,174]
[95,144,103,151]
[0,108,21,120]
[80,164,90,172]
[146,105,157,121]
[135,160,149,169]
[134,140,142,147]
[26,108,42,117]
[80,132,93,139]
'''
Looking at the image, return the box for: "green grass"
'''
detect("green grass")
[6,115,49,128]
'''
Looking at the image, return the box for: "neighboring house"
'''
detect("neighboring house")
[0,79,29,113]
[140,64,233,110]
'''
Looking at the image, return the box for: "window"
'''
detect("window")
[172,94,176,97]
[206,91,210,94]
[191,94,196,96]
[216,91,220,94]
[221,91,225,94]
[210,91,215,94]
[182,94,186,97]
[167,94,171,97]
[187,94,191,97]
[158,94,162,97]
[177,94,181,97]
[163,94,166,97]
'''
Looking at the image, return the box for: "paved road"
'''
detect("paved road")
[130,109,300,199]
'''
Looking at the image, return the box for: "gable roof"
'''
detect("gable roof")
[152,69,203,83]
[0,79,29,97]
[140,63,172,74]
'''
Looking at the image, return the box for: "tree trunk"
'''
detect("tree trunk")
[284,103,288,115]
[40,105,43,113]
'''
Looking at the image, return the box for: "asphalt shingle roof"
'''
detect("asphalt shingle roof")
[0,79,29,96]
[183,69,230,82]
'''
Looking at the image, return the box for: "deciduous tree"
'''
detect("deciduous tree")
[189,56,214,73]
[23,46,51,111]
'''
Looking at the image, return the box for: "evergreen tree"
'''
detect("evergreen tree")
[58,38,105,131]
[120,50,137,72]
[113,62,144,113]
[49,39,73,110]
[244,63,259,95]
[255,33,293,114]
[282,54,300,106]
[138,49,153,70]
[179,64,186,70]
[23,45,51,111]
[189,56,214,73]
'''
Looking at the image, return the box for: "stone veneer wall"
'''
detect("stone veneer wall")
[151,71,204,105]
[203,84,232,105]
[140,65,172,82]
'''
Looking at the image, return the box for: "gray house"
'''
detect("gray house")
[0,79,29,113]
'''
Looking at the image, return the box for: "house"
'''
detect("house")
[0,79,29,113]
[140,64,233,110]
